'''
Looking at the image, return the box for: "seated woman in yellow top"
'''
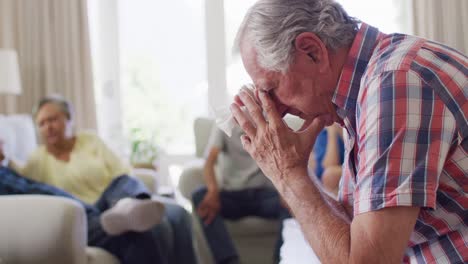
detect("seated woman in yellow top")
[0,95,197,264]
[13,124,135,205]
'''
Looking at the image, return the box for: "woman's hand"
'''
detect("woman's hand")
[230,89,324,187]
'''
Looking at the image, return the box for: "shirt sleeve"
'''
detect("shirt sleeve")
[352,70,457,215]
[204,126,225,158]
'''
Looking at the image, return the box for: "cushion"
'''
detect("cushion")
[0,114,37,162]
[280,218,320,264]
[0,195,87,264]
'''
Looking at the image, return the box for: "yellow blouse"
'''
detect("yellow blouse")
[12,132,130,204]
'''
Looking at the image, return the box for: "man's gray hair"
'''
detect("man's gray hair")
[235,0,359,72]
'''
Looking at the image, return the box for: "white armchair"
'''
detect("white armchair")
[0,172,156,264]
[0,195,119,264]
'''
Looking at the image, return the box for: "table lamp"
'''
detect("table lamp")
[0,49,22,94]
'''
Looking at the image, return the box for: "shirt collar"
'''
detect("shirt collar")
[332,23,386,116]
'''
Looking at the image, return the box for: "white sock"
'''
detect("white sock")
[100,197,165,236]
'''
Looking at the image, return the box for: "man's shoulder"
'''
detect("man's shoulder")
[361,34,467,117]
[366,34,424,77]
[367,33,466,81]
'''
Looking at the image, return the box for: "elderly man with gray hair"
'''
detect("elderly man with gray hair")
[230,0,467,263]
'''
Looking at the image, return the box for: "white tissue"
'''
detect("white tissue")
[211,84,257,137]
[212,106,252,137]
[212,106,236,137]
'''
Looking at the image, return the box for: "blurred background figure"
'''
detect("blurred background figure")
[312,124,345,196]
[192,125,290,264]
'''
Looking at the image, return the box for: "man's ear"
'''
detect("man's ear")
[294,32,329,72]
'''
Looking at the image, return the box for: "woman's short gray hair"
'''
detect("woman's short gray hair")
[235,0,359,72]
[33,94,74,121]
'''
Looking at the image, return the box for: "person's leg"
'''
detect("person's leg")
[0,166,99,216]
[84,176,171,264]
[94,174,151,211]
[0,166,76,198]
[249,188,292,264]
[192,186,247,264]
[150,216,174,264]
[164,203,198,264]
[96,175,164,235]
[88,214,168,264]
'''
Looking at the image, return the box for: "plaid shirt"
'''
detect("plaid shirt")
[334,23,467,263]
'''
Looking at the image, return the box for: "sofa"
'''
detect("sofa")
[0,114,158,263]
[179,116,303,264]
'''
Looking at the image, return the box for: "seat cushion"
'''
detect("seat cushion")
[226,217,279,237]
[280,218,320,264]
[0,114,37,162]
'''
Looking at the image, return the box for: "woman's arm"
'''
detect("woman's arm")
[6,150,43,181]
[322,124,343,168]
[321,124,344,195]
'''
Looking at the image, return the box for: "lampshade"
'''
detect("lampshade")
[0,49,22,94]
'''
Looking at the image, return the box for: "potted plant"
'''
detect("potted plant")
[129,128,159,170]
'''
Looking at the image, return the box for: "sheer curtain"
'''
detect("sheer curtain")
[411,0,468,54]
[0,0,96,130]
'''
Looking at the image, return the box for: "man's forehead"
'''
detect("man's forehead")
[240,41,279,92]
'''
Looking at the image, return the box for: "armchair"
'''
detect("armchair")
[0,195,119,264]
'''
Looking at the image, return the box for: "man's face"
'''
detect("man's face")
[240,41,337,128]
[36,103,70,146]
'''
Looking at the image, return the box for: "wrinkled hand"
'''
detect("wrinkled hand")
[197,190,221,225]
[231,89,324,187]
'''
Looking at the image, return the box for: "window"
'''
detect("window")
[118,0,208,155]
[224,1,257,97]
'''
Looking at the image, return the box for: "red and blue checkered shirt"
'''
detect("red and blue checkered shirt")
[334,23,467,263]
